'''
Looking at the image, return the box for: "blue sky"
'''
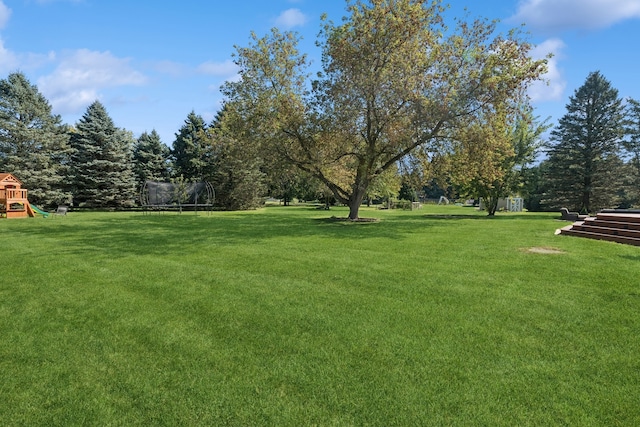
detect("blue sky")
[1,0,639,146]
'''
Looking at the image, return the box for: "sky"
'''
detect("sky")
[1,0,639,146]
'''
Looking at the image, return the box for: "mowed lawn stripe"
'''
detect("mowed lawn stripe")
[1,206,638,425]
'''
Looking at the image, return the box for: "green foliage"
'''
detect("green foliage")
[133,130,172,189]
[366,165,402,203]
[1,207,639,425]
[172,111,209,180]
[207,130,265,211]
[447,106,549,216]
[544,71,626,213]
[0,72,72,207]
[391,198,413,209]
[222,0,547,220]
[266,168,316,206]
[69,101,137,207]
[624,98,640,206]
[398,182,418,202]
[521,160,549,211]
[170,174,190,213]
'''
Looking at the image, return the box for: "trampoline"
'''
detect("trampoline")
[140,181,215,214]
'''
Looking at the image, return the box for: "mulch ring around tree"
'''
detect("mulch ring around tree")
[327,216,380,223]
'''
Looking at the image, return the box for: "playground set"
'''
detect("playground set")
[0,173,48,218]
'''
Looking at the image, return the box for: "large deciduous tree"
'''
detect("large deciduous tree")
[221,0,547,219]
[447,106,549,215]
[69,101,137,207]
[0,72,71,207]
[544,71,626,213]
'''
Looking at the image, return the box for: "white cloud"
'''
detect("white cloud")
[528,38,567,102]
[0,40,55,73]
[509,0,640,32]
[0,1,10,30]
[0,39,18,71]
[275,8,308,29]
[37,49,147,114]
[196,59,238,76]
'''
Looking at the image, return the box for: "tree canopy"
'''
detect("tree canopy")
[221,0,547,219]
[133,129,171,189]
[69,101,137,208]
[544,71,626,213]
[624,98,640,206]
[447,106,549,215]
[0,72,71,207]
[207,103,266,210]
[172,111,209,181]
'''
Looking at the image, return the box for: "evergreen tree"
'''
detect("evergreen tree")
[521,161,549,211]
[624,98,640,206]
[172,111,209,180]
[266,168,314,206]
[209,133,265,210]
[0,72,71,207]
[133,130,171,189]
[208,105,265,210]
[544,71,625,213]
[69,101,136,207]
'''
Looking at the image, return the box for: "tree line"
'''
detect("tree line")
[1,0,638,215]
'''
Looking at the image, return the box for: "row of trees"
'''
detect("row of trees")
[1,0,638,215]
[432,71,640,215]
[0,73,139,209]
[0,69,334,210]
[0,72,268,210]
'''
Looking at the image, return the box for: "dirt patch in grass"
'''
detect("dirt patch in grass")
[522,246,566,254]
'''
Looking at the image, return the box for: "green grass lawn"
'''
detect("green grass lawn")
[1,205,639,426]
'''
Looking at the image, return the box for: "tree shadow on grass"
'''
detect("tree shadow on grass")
[22,211,420,258]
[422,213,557,221]
[18,208,556,259]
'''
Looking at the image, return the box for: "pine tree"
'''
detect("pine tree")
[69,101,136,207]
[133,129,171,189]
[0,72,72,207]
[544,71,625,213]
[172,111,209,180]
[624,98,640,206]
[208,132,265,210]
[208,104,265,210]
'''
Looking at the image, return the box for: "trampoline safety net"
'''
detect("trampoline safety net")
[140,181,215,210]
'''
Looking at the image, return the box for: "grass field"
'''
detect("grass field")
[1,205,639,426]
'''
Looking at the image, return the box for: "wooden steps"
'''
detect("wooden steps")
[558,211,640,246]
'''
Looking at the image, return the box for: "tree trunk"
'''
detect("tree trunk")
[348,190,366,220]
[581,172,592,214]
[486,196,498,216]
[581,190,590,214]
